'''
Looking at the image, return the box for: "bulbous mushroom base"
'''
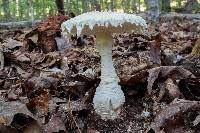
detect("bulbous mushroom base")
[93,81,125,120]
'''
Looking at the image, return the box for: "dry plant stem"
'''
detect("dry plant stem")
[68,95,81,133]
[93,32,125,120]
[0,46,4,69]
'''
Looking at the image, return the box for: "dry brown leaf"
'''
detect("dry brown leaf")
[39,52,61,68]
[43,114,66,133]
[179,78,200,100]
[149,33,161,66]
[12,50,31,62]
[0,124,18,133]
[2,39,23,49]
[39,68,64,78]
[6,83,23,101]
[147,99,200,133]
[55,36,72,52]
[25,76,58,98]
[165,78,183,99]
[25,77,59,116]
[16,66,32,78]
[147,66,195,95]
[27,89,50,116]
[23,121,42,133]
[0,100,35,126]
[75,68,97,81]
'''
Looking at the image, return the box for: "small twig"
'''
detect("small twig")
[131,63,149,75]
[131,32,151,41]
[68,95,81,133]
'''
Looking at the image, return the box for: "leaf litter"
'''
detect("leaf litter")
[0,15,199,132]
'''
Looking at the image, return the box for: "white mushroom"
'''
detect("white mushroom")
[61,11,147,120]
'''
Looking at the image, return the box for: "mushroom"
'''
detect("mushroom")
[61,11,147,120]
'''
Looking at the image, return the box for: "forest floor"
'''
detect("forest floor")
[0,15,200,133]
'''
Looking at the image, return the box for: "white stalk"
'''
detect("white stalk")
[93,32,125,120]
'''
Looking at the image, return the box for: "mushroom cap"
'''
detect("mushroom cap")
[61,11,147,37]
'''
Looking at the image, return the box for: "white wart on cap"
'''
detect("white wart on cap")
[61,11,147,37]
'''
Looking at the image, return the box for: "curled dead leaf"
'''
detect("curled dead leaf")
[147,66,195,95]
[147,99,200,133]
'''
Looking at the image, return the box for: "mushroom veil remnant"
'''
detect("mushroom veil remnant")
[61,11,147,120]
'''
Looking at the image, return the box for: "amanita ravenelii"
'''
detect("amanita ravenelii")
[61,11,147,120]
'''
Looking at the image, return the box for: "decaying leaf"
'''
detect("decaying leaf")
[37,15,68,53]
[23,121,42,133]
[27,89,50,116]
[147,66,195,95]
[179,78,200,100]
[75,68,97,81]
[39,52,61,69]
[16,66,32,78]
[149,33,161,66]
[55,36,72,52]
[0,100,35,126]
[165,78,183,100]
[25,77,58,115]
[0,14,199,133]
[12,50,31,62]
[147,99,200,133]
[2,39,23,50]
[25,76,59,96]
[43,114,66,133]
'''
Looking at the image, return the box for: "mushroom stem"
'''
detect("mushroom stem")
[95,32,118,82]
[93,32,125,120]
